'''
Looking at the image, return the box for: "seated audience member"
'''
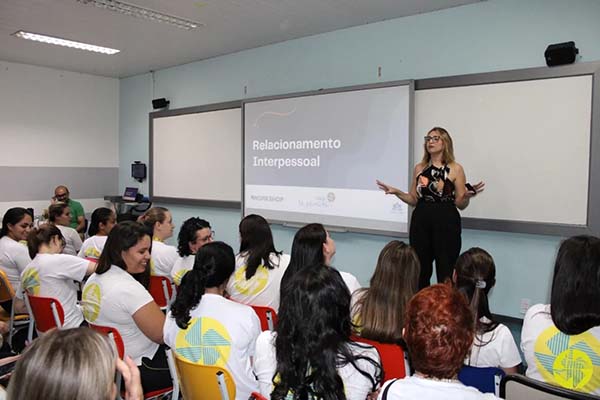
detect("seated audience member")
[82,221,171,394]
[255,265,381,400]
[227,214,290,312]
[454,247,521,374]
[521,235,600,395]
[7,327,143,400]
[53,185,85,235]
[78,207,116,261]
[379,283,499,399]
[351,240,420,343]
[166,242,261,400]
[0,208,32,311]
[281,223,361,295]
[47,203,82,256]
[21,225,95,329]
[140,207,177,277]
[170,217,213,286]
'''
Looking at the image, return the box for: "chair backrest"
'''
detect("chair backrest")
[89,323,125,359]
[250,305,278,331]
[25,293,64,332]
[458,365,505,396]
[148,276,174,308]
[173,353,236,400]
[501,374,600,400]
[0,269,15,302]
[351,335,409,381]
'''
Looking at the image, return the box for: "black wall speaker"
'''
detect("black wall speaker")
[152,98,170,109]
[544,41,579,67]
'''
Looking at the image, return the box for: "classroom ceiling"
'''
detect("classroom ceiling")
[0,0,482,78]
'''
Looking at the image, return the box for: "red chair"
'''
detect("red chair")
[24,293,64,342]
[148,276,174,310]
[250,305,278,331]
[90,323,179,400]
[351,335,410,381]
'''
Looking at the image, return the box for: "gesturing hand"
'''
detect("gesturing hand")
[376,180,399,195]
[465,181,485,199]
[117,356,143,400]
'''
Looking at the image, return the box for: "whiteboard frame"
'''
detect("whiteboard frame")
[241,79,415,237]
[149,100,242,208]
[416,61,600,236]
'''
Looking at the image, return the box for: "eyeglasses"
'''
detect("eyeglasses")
[424,136,441,143]
[197,230,215,243]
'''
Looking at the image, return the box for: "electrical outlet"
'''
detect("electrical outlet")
[520,298,531,315]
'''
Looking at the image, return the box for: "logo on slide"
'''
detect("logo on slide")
[175,317,231,367]
[82,283,102,322]
[533,326,600,391]
[327,192,336,202]
[233,265,269,295]
[21,268,41,295]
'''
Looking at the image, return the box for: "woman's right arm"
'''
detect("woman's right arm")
[376,164,420,207]
[132,301,166,344]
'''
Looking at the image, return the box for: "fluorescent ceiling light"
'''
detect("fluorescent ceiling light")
[12,31,120,55]
[76,0,202,30]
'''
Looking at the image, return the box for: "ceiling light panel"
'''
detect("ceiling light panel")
[12,31,120,54]
[76,0,203,30]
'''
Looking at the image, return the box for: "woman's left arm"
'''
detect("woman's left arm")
[453,163,484,210]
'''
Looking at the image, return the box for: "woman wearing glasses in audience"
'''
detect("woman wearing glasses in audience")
[227,214,290,312]
[171,217,213,286]
[377,127,484,288]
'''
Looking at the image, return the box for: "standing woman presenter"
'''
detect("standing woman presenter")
[377,127,484,288]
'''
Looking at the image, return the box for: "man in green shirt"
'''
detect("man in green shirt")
[53,185,85,234]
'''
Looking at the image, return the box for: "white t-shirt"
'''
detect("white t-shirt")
[57,225,82,256]
[164,293,261,400]
[521,303,600,395]
[378,376,499,400]
[466,319,521,369]
[150,240,178,277]
[226,252,290,312]
[20,253,88,328]
[339,270,362,295]
[254,331,380,400]
[78,235,108,261]
[170,255,194,286]
[82,266,158,365]
[0,236,31,292]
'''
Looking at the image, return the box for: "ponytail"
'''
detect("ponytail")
[170,241,235,329]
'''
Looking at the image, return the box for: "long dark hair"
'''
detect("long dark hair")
[281,223,327,290]
[177,217,211,257]
[551,235,600,335]
[96,221,152,288]
[273,265,382,400]
[88,207,114,236]
[454,247,498,337]
[0,207,32,238]
[353,241,420,343]
[239,214,281,280]
[170,242,235,329]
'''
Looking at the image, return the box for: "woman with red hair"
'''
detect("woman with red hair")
[378,283,498,399]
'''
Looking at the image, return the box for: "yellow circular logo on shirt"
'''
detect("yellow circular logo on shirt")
[175,317,231,367]
[173,268,190,287]
[534,325,600,391]
[233,265,268,295]
[21,268,41,295]
[82,283,102,322]
[84,247,101,259]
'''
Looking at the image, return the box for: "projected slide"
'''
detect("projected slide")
[244,83,412,235]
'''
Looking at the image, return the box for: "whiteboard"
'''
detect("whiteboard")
[150,102,241,206]
[413,63,600,236]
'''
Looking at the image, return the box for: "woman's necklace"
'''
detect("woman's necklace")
[414,371,460,384]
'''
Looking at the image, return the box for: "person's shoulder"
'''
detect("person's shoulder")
[523,303,549,321]
[448,161,464,172]
[414,162,427,172]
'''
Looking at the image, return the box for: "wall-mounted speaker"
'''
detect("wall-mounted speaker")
[152,98,170,109]
[544,41,579,67]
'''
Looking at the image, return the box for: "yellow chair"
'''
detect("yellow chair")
[173,353,267,400]
[0,269,30,347]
